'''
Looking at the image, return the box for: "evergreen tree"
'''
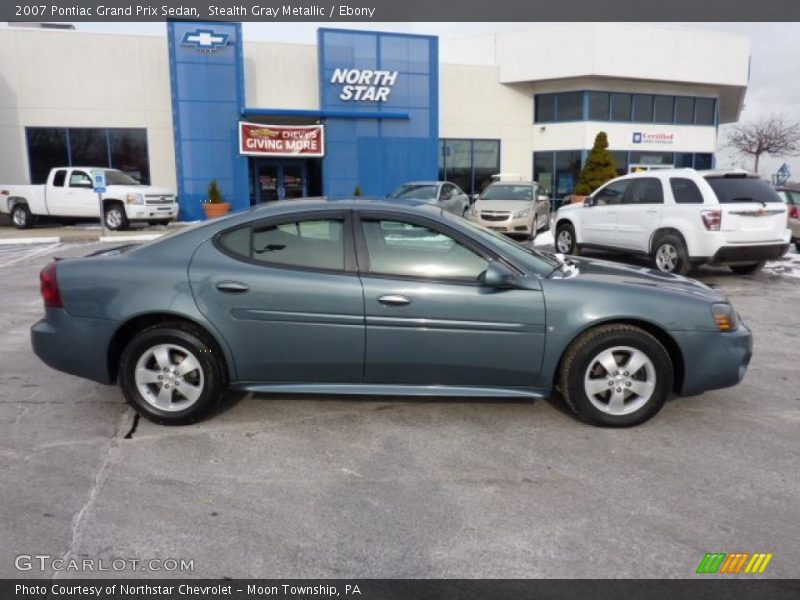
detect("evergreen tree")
[574,132,618,195]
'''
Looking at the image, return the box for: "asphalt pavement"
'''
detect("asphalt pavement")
[0,238,798,579]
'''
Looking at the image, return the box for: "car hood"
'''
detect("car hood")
[474,199,533,212]
[559,256,726,303]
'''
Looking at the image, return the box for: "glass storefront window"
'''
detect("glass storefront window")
[555,151,582,198]
[588,92,610,121]
[557,92,584,121]
[533,152,555,198]
[674,97,694,125]
[694,153,713,170]
[439,139,500,196]
[25,129,69,184]
[25,127,151,185]
[629,151,674,166]
[632,94,654,122]
[535,94,556,123]
[653,95,675,124]
[675,153,694,168]
[695,98,716,126]
[610,93,632,122]
[610,151,628,176]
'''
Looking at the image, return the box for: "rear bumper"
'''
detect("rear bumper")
[710,243,789,264]
[31,309,117,385]
[672,326,753,396]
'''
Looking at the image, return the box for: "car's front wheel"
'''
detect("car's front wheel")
[104,202,129,231]
[119,323,227,425]
[558,324,673,427]
[555,222,579,255]
[729,261,765,275]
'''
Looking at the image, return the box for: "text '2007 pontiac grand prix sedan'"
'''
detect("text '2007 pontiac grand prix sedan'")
[32,199,752,427]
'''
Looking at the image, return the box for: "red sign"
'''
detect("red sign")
[239,122,325,157]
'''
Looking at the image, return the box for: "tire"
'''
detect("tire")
[119,323,227,425]
[103,202,129,231]
[531,215,539,240]
[555,222,580,255]
[11,203,33,229]
[651,233,690,275]
[558,324,673,427]
[729,261,766,275]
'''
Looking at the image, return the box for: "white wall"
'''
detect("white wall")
[0,28,175,187]
[440,63,534,178]
[244,41,319,110]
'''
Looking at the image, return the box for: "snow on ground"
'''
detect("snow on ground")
[763,246,800,279]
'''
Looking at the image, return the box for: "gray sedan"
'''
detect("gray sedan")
[32,199,752,427]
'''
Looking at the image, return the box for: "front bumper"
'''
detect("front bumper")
[126,204,178,221]
[471,214,532,235]
[31,309,118,385]
[672,325,753,396]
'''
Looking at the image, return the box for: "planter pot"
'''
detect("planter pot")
[202,202,231,219]
[570,195,588,204]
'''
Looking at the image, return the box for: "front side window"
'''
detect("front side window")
[361,219,488,281]
[594,181,628,206]
[624,178,664,204]
[69,171,92,188]
[219,218,346,271]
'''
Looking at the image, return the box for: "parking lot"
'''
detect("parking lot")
[0,237,798,579]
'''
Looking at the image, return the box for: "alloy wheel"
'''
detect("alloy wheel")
[583,346,656,415]
[106,208,122,229]
[655,243,678,272]
[134,343,205,412]
[557,229,572,253]
[12,208,27,227]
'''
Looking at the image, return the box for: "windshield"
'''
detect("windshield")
[389,184,439,201]
[445,213,560,274]
[480,184,533,201]
[105,170,141,185]
[705,177,782,204]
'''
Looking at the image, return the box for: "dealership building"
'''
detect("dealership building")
[0,22,750,221]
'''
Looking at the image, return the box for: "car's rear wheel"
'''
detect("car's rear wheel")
[104,202,129,231]
[558,324,673,427]
[651,233,690,275]
[119,323,226,425]
[11,204,33,229]
[729,261,766,275]
[556,222,579,255]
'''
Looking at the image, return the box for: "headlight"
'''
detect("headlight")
[514,208,532,218]
[710,303,739,331]
[125,193,144,205]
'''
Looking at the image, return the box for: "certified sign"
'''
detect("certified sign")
[633,132,675,145]
[239,122,325,157]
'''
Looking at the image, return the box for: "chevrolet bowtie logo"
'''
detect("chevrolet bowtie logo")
[181,29,229,52]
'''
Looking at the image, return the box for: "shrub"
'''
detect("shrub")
[574,132,618,196]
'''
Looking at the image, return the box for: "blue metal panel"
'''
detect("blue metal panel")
[168,21,247,221]
[318,29,439,199]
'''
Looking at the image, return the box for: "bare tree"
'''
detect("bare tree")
[725,115,800,173]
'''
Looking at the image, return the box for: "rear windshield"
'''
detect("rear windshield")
[705,177,783,204]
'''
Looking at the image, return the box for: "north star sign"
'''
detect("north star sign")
[181,29,229,52]
[330,69,399,102]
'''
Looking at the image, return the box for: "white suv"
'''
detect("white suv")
[554,169,791,275]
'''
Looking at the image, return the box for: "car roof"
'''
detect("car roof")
[397,181,444,186]
[486,180,534,185]
[251,197,442,213]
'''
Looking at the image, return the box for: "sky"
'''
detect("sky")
[6,21,800,180]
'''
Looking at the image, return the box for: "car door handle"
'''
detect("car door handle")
[378,294,411,306]
[216,281,250,294]
[646,209,658,214]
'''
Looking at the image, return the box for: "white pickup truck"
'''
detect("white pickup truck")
[0,167,178,230]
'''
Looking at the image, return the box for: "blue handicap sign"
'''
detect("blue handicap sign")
[91,169,107,193]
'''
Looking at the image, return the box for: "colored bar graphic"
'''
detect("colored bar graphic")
[697,552,772,574]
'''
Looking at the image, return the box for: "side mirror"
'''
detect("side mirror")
[479,261,518,289]
[583,197,593,207]
[537,194,549,202]
[471,193,481,203]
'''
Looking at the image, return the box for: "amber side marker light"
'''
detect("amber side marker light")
[711,304,738,332]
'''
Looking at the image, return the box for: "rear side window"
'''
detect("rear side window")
[625,178,663,204]
[705,177,783,204]
[218,218,346,271]
[52,169,67,187]
[670,178,704,204]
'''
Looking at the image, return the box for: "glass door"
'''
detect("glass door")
[253,161,308,203]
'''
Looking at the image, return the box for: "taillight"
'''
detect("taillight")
[701,209,722,231]
[40,261,63,308]
[790,205,798,219]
